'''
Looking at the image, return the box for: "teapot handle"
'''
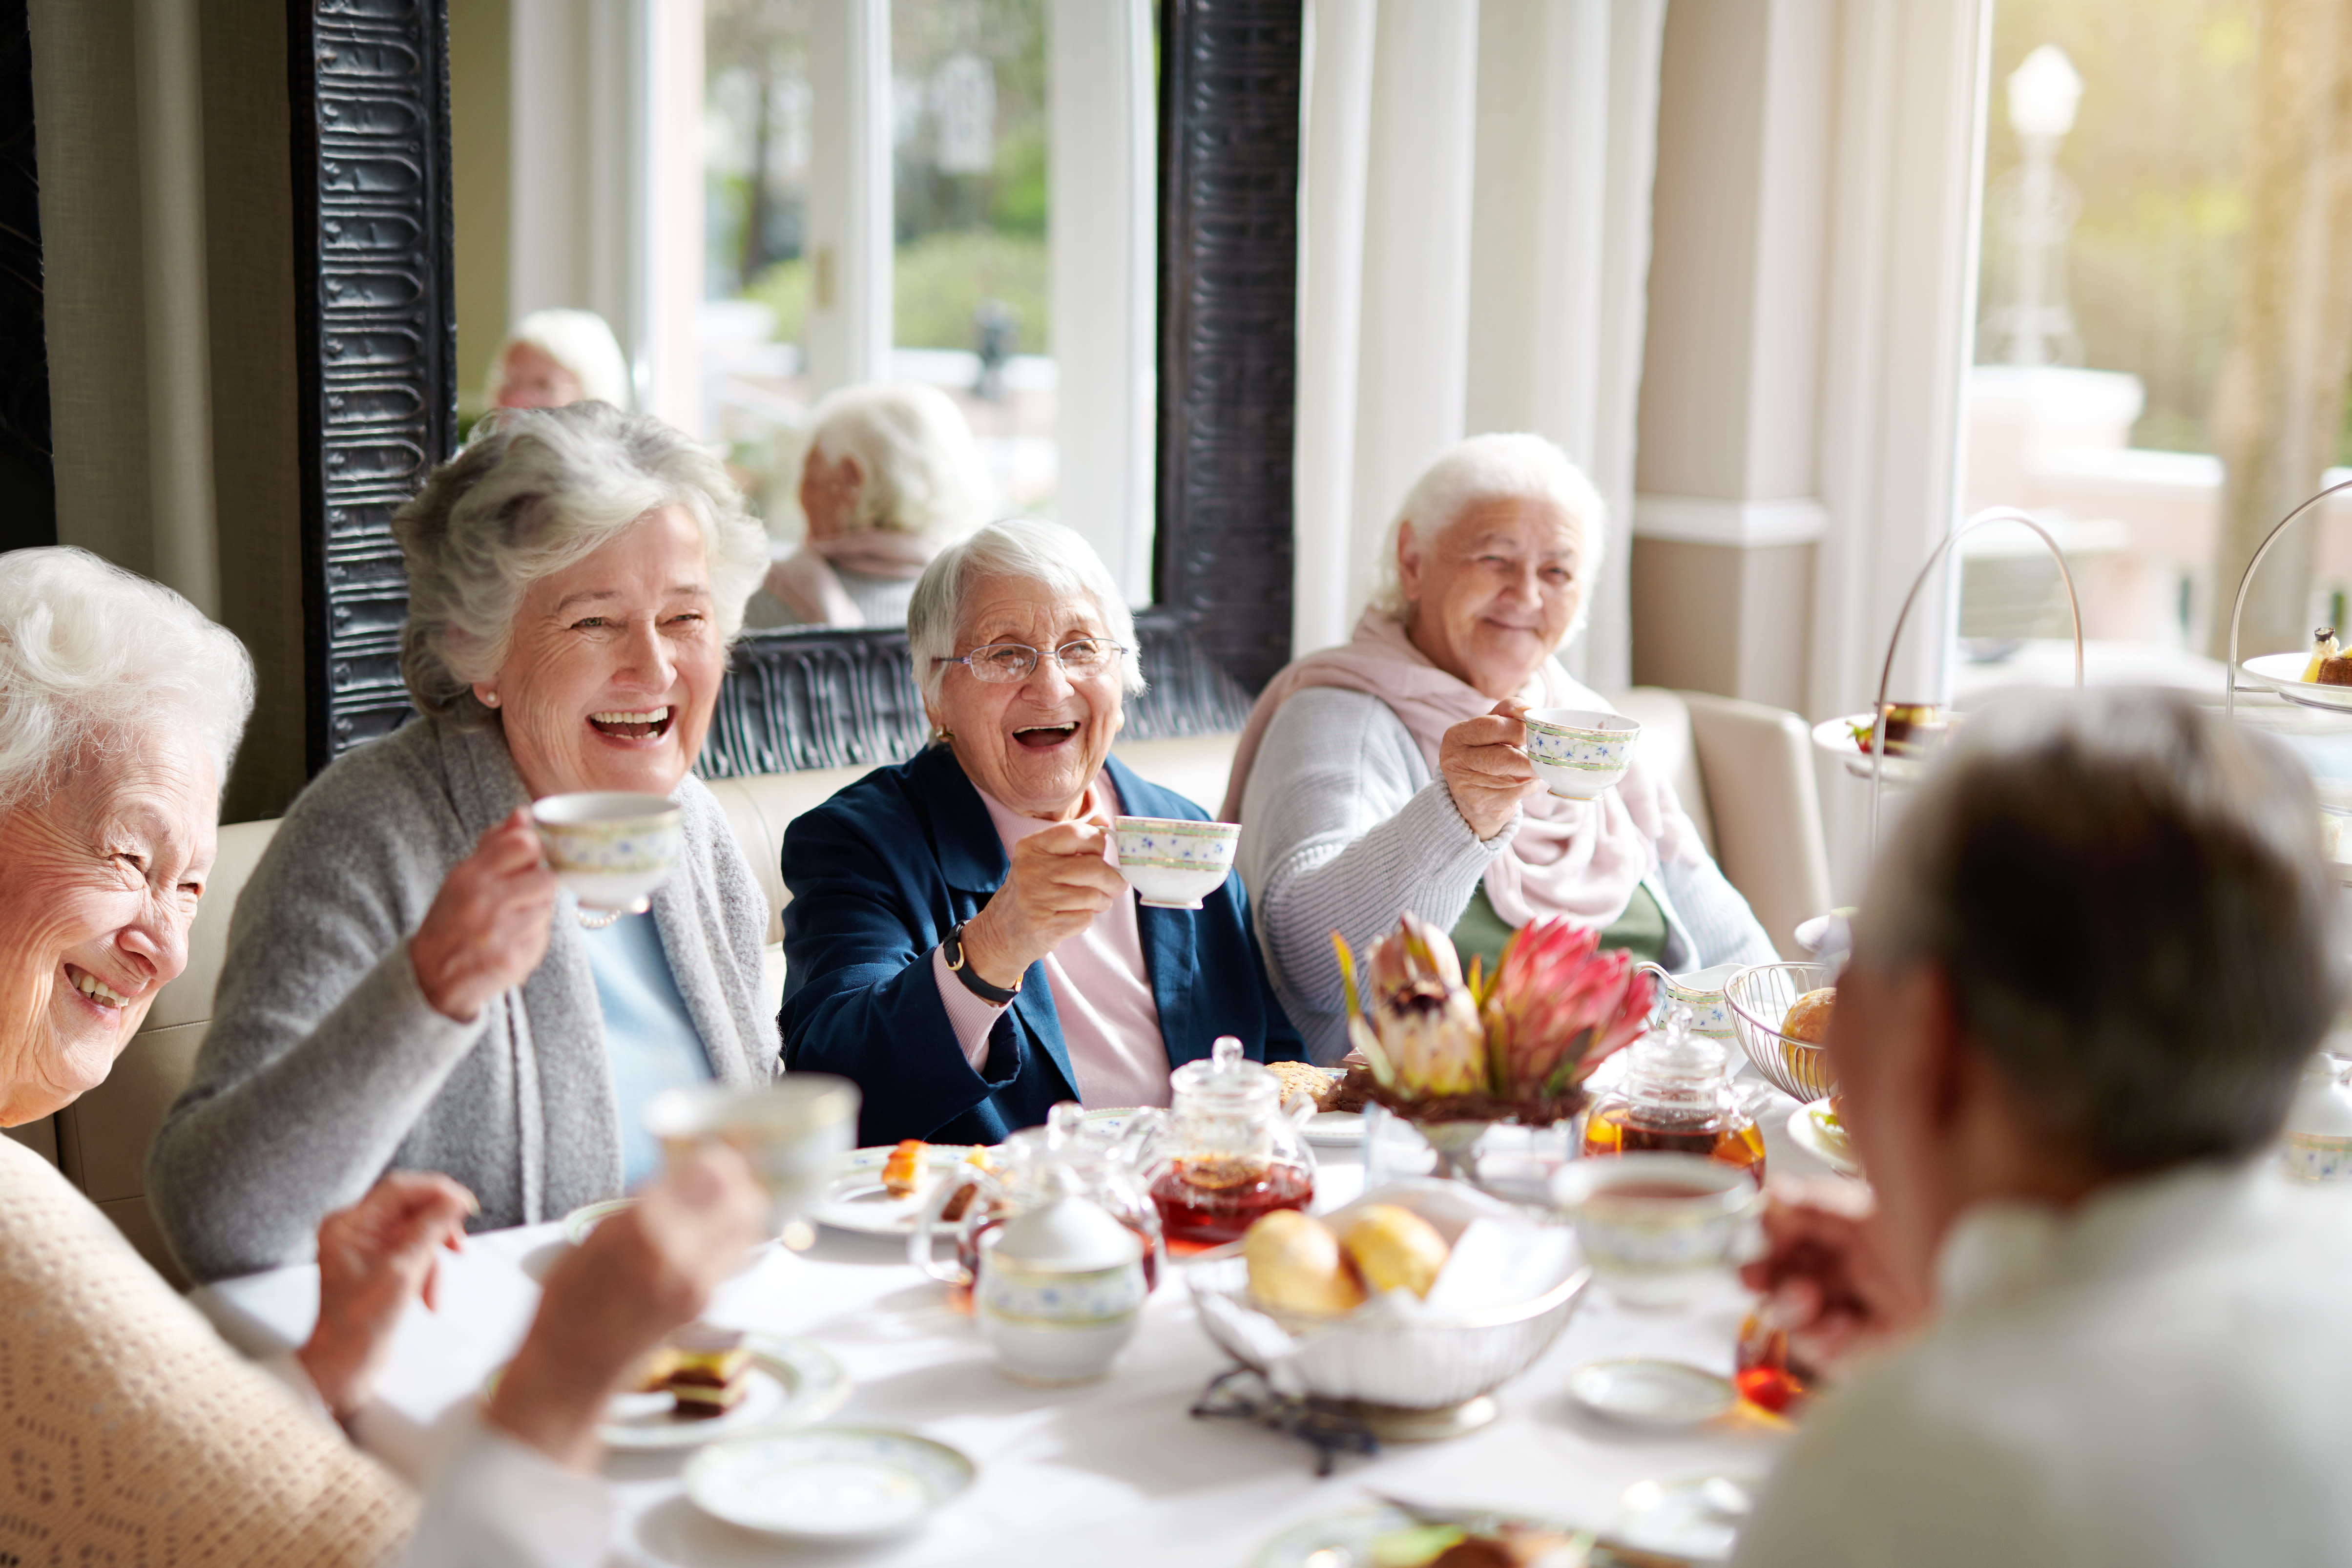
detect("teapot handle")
[1113,1106,1171,1171]
[908,1164,993,1286]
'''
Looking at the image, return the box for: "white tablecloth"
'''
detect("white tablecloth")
[193,1090,1836,1567]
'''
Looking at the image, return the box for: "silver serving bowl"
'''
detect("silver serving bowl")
[1725,961,1838,1102]
[1183,1183,1589,1439]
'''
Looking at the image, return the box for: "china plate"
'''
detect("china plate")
[1303,1109,1367,1147]
[486,1333,849,1451]
[1256,1504,1592,1568]
[1787,1098,1860,1178]
[2241,652,2352,712]
[807,1144,984,1237]
[1617,1473,1763,1564]
[1567,1359,1738,1430]
[686,1427,974,1542]
[1810,715,1932,784]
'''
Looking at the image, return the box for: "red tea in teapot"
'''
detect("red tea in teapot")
[1149,1156,1313,1247]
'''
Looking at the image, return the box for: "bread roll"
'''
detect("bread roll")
[1244,1210,1365,1316]
[1782,987,1836,1045]
[1341,1205,1451,1299]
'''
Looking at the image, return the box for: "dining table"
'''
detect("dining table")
[192,1076,1844,1568]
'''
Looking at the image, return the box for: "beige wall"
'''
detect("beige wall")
[451,0,512,416]
[1630,536,1814,708]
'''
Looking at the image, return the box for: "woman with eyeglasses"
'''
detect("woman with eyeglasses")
[779,518,1302,1146]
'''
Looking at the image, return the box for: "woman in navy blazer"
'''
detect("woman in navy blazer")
[779,520,1302,1148]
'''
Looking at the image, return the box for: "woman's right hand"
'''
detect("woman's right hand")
[1738,1180,1931,1376]
[486,1145,769,1471]
[1438,700,1547,841]
[409,807,559,1022]
[957,817,1128,990]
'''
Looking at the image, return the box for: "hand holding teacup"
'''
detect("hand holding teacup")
[1439,701,1549,840]
[959,815,1130,989]
[410,807,560,1023]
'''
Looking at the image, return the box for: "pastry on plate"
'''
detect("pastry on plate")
[1267,1060,1339,1114]
[662,1324,753,1420]
[881,1139,927,1199]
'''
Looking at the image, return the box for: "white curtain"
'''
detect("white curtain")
[1292,0,1668,690]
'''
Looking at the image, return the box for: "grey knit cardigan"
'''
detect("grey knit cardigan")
[147,715,775,1283]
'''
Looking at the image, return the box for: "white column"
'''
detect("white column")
[1049,0,1157,604]
[1345,0,1480,629]
[804,0,893,397]
[638,0,706,434]
[133,0,218,616]
[1292,0,1379,656]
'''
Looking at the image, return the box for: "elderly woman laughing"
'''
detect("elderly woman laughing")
[149,402,776,1282]
[780,519,1302,1146]
[1229,434,1775,1062]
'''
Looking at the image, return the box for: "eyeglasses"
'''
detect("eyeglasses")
[935,638,1132,683]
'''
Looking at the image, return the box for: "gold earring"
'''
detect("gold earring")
[931,725,953,743]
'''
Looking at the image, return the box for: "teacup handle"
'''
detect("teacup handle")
[909,1165,989,1285]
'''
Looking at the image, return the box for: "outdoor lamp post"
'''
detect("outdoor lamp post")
[1990,43,2085,367]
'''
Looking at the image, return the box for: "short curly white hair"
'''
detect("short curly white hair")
[486,308,633,409]
[906,518,1145,710]
[0,547,254,817]
[395,402,770,720]
[1371,433,1608,645]
[806,381,994,541]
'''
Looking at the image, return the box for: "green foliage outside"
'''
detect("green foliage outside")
[746,229,1050,354]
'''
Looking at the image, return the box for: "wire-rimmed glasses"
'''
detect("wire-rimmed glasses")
[934,638,1131,683]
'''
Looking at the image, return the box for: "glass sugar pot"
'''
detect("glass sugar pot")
[1124,1036,1316,1246]
[1582,1005,1769,1181]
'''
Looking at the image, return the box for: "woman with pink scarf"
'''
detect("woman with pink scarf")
[759,383,992,628]
[1228,434,1774,1063]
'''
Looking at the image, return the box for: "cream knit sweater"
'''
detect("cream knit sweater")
[0,1139,414,1566]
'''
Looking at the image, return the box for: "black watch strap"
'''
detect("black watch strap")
[942,920,1021,1004]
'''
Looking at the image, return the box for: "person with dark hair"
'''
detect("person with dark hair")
[1732,688,2352,1567]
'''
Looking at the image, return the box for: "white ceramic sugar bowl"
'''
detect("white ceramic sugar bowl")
[2281,1053,2352,1183]
[974,1178,1147,1385]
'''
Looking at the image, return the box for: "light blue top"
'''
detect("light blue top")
[580,911,713,1188]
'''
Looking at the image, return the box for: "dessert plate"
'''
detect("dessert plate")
[1302,1109,1366,1147]
[1256,1504,1591,1568]
[2242,652,2352,712]
[1617,1472,1762,1564]
[1787,1098,1860,1178]
[485,1333,848,1451]
[686,1428,974,1542]
[561,1196,636,1247]
[1567,1359,1737,1430]
[1811,715,1931,784]
[808,1144,982,1237]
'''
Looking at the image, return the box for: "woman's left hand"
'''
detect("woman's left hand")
[297,1170,476,1419]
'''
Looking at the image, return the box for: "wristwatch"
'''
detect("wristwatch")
[942,920,1021,1004]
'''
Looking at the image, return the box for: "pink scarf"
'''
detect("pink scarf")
[763,530,940,627]
[1221,611,1701,927]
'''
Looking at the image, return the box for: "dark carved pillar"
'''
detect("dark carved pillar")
[0,0,53,551]
[1155,0,1302,696]
[288,0,453,772]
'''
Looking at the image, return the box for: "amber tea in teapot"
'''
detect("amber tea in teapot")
[1130,1037,1315,1247]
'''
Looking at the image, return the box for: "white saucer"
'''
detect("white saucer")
[1302,1109,1365,1146]
[686,1428,975,1542]
[1811,714,1931,783]
[486,1333,849,1451]
[1787,1099,1860,1177]
[561,1196,636,1247]
[807,1144,983,1237]
[1567,1359,1737,1429]
[1617,1472,1761,1564]
[2241,652,2352,711]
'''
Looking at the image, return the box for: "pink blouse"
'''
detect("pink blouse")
[930,775,1174,1109]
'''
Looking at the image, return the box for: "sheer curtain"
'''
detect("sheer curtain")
[1292,0,1667,690]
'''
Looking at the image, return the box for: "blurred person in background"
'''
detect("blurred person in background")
[487,308,632,412]
[1733,688,2352,1567]
[755,381,994,629]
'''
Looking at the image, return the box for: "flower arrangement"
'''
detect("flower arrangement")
[1333,911,1655,1128]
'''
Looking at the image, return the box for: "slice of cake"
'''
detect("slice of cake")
[660,1325,753,1420]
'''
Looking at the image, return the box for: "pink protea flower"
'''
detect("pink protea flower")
[1481,917,1655,1098]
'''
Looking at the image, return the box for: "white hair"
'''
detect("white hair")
[395,401,770,720]
[906,518,1144,708]
[0,547,254,816]
[1370,433,1608,644]
[805,382,994,540]
[486,308,633,409]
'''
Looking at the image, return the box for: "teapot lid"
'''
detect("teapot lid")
[1624,1005,1732,1095]
[1168,1035,1276,1105]
[991,1180,1143,1271]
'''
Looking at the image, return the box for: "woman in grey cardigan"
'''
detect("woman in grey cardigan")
[1227,435,1776,1064]
[150,403,776,1282]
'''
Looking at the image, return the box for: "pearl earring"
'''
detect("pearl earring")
[482,691,500,708]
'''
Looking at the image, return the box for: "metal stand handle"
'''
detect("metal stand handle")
[2222,478,2352,719]
[1868,506,2085,849]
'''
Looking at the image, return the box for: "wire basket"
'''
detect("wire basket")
[1725,962,1838,1102]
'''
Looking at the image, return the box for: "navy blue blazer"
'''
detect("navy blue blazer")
[778,744,1303,1146]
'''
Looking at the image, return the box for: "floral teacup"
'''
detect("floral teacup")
[1112,815,1240,909]
[1520,709,1640,799]
[531,791,681,912]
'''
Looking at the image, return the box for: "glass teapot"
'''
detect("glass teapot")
[911,1102,1165,1289]
[1581,1005,1769,1181]
[1124,1036,1317,1247]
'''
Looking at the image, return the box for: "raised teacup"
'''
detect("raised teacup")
[1112,815,1240,910]
[1520,708,1641,799]
[532,791,681,913]
[645,1077,860,1229]
[1549,1152,1763,1307]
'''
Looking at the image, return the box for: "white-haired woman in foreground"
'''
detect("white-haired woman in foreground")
[0,547,765,1566]
[1227,434,1775,1062]
[150,402,777,1283]
[780,518,1301,1147]
[757,381,992,628]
